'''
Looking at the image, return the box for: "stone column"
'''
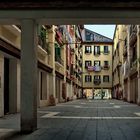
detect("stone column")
[137,25,140,104]
[0,54,4,117]
[9,58,17,113]
[52,26,56,99]
[20,19,38,133]
[127,77,131,102]
[127,26,131,102]
[37,69,40,107]
[17,60,21,112]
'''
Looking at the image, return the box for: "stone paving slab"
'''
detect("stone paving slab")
[1,99,140,140]
[0,129,18,140]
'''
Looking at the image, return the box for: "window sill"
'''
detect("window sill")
[85,52,92,54]
[94,54,100,56]
[103,52,110,55]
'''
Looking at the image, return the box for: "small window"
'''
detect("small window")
[94,46,100,55]
[85,61,92,68]
[104,61,109,66]
[86,31,92,41]
[85,46,92,53]
[103,75,109,82]
[104,46,109,54]
[94,61,100,66]
[94,75,101,84]
[94,75,101,80]
[85,75,92,82]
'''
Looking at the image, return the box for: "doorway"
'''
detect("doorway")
[4,57,9,115]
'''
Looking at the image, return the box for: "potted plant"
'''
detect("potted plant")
[49,94,56,106]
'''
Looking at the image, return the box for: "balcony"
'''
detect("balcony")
[78,60,82,67]
[94,52,100,56]
[123,47,127,58]
[94,80,101,85]
[55,56,64,66]
[38,35,50,54]
[55,29,64,46]
[87,66,94,71]
[85,50,92,54]
[117,61,122,68]
[93,66,101,72]
[130,25,137,46]
[71,48,75,55]
[129,59,138,75]
[103,50,110,55]
[103,65,110,70]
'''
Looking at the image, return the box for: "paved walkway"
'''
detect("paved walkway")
[1,99,140,140]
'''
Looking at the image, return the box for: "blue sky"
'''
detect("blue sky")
[84,25,116,39]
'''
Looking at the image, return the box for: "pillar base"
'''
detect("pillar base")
[21,122,37,134]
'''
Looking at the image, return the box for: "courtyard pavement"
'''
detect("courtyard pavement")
[1,99,140,140]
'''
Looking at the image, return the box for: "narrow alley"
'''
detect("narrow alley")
[1,99,140,140]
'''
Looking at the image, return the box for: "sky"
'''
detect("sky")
[84,25,116,39]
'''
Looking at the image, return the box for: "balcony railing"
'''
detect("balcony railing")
[85,50,92,54]
[103,50,110,54]
[94,80,101,85]
[55,56,64,66]
[87,66,94,71]
[123,47,127,58]
[71,48,75,54]
[93,66,101,72]
[130,25,137,46]
[38,35,50,54]
[78,60,82,67]
[129,59,138,75]
[55,29,64,46]
[103,65,110,69]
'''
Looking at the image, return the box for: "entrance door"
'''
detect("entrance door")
[4,58,9,115]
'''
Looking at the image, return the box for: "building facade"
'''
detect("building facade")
[113,25,140,104]
[0,24,82,117]
[81,28,113,99]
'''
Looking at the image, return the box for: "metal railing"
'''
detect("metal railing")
[55,56,64,66]
[94,80,101,85]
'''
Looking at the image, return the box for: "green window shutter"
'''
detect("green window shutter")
[55,46,61,56]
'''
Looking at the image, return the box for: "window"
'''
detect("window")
[104,61,109,66]
[104,61,109,69]
[85,75,92,82]
[132,43,137,62]
[104,46,109,54]
[94,61,100,66]
[85,46,92,53]
[55,44,61,57]
[86,31,91,41]
[103,75,109,82]
[94,75,101,84]
[94,75,101,80]
[94,46,100,55]
[85,61,92,68]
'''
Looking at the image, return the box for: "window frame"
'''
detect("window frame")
[85,75,92,82]
[94,75,101,80]
[104,61,109,66]
[85,60,92,68]
[85,45,92,53]
[103,75,109,82]
[104,46,109,54]
[94,60,101,66]
[94,46,100,55]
